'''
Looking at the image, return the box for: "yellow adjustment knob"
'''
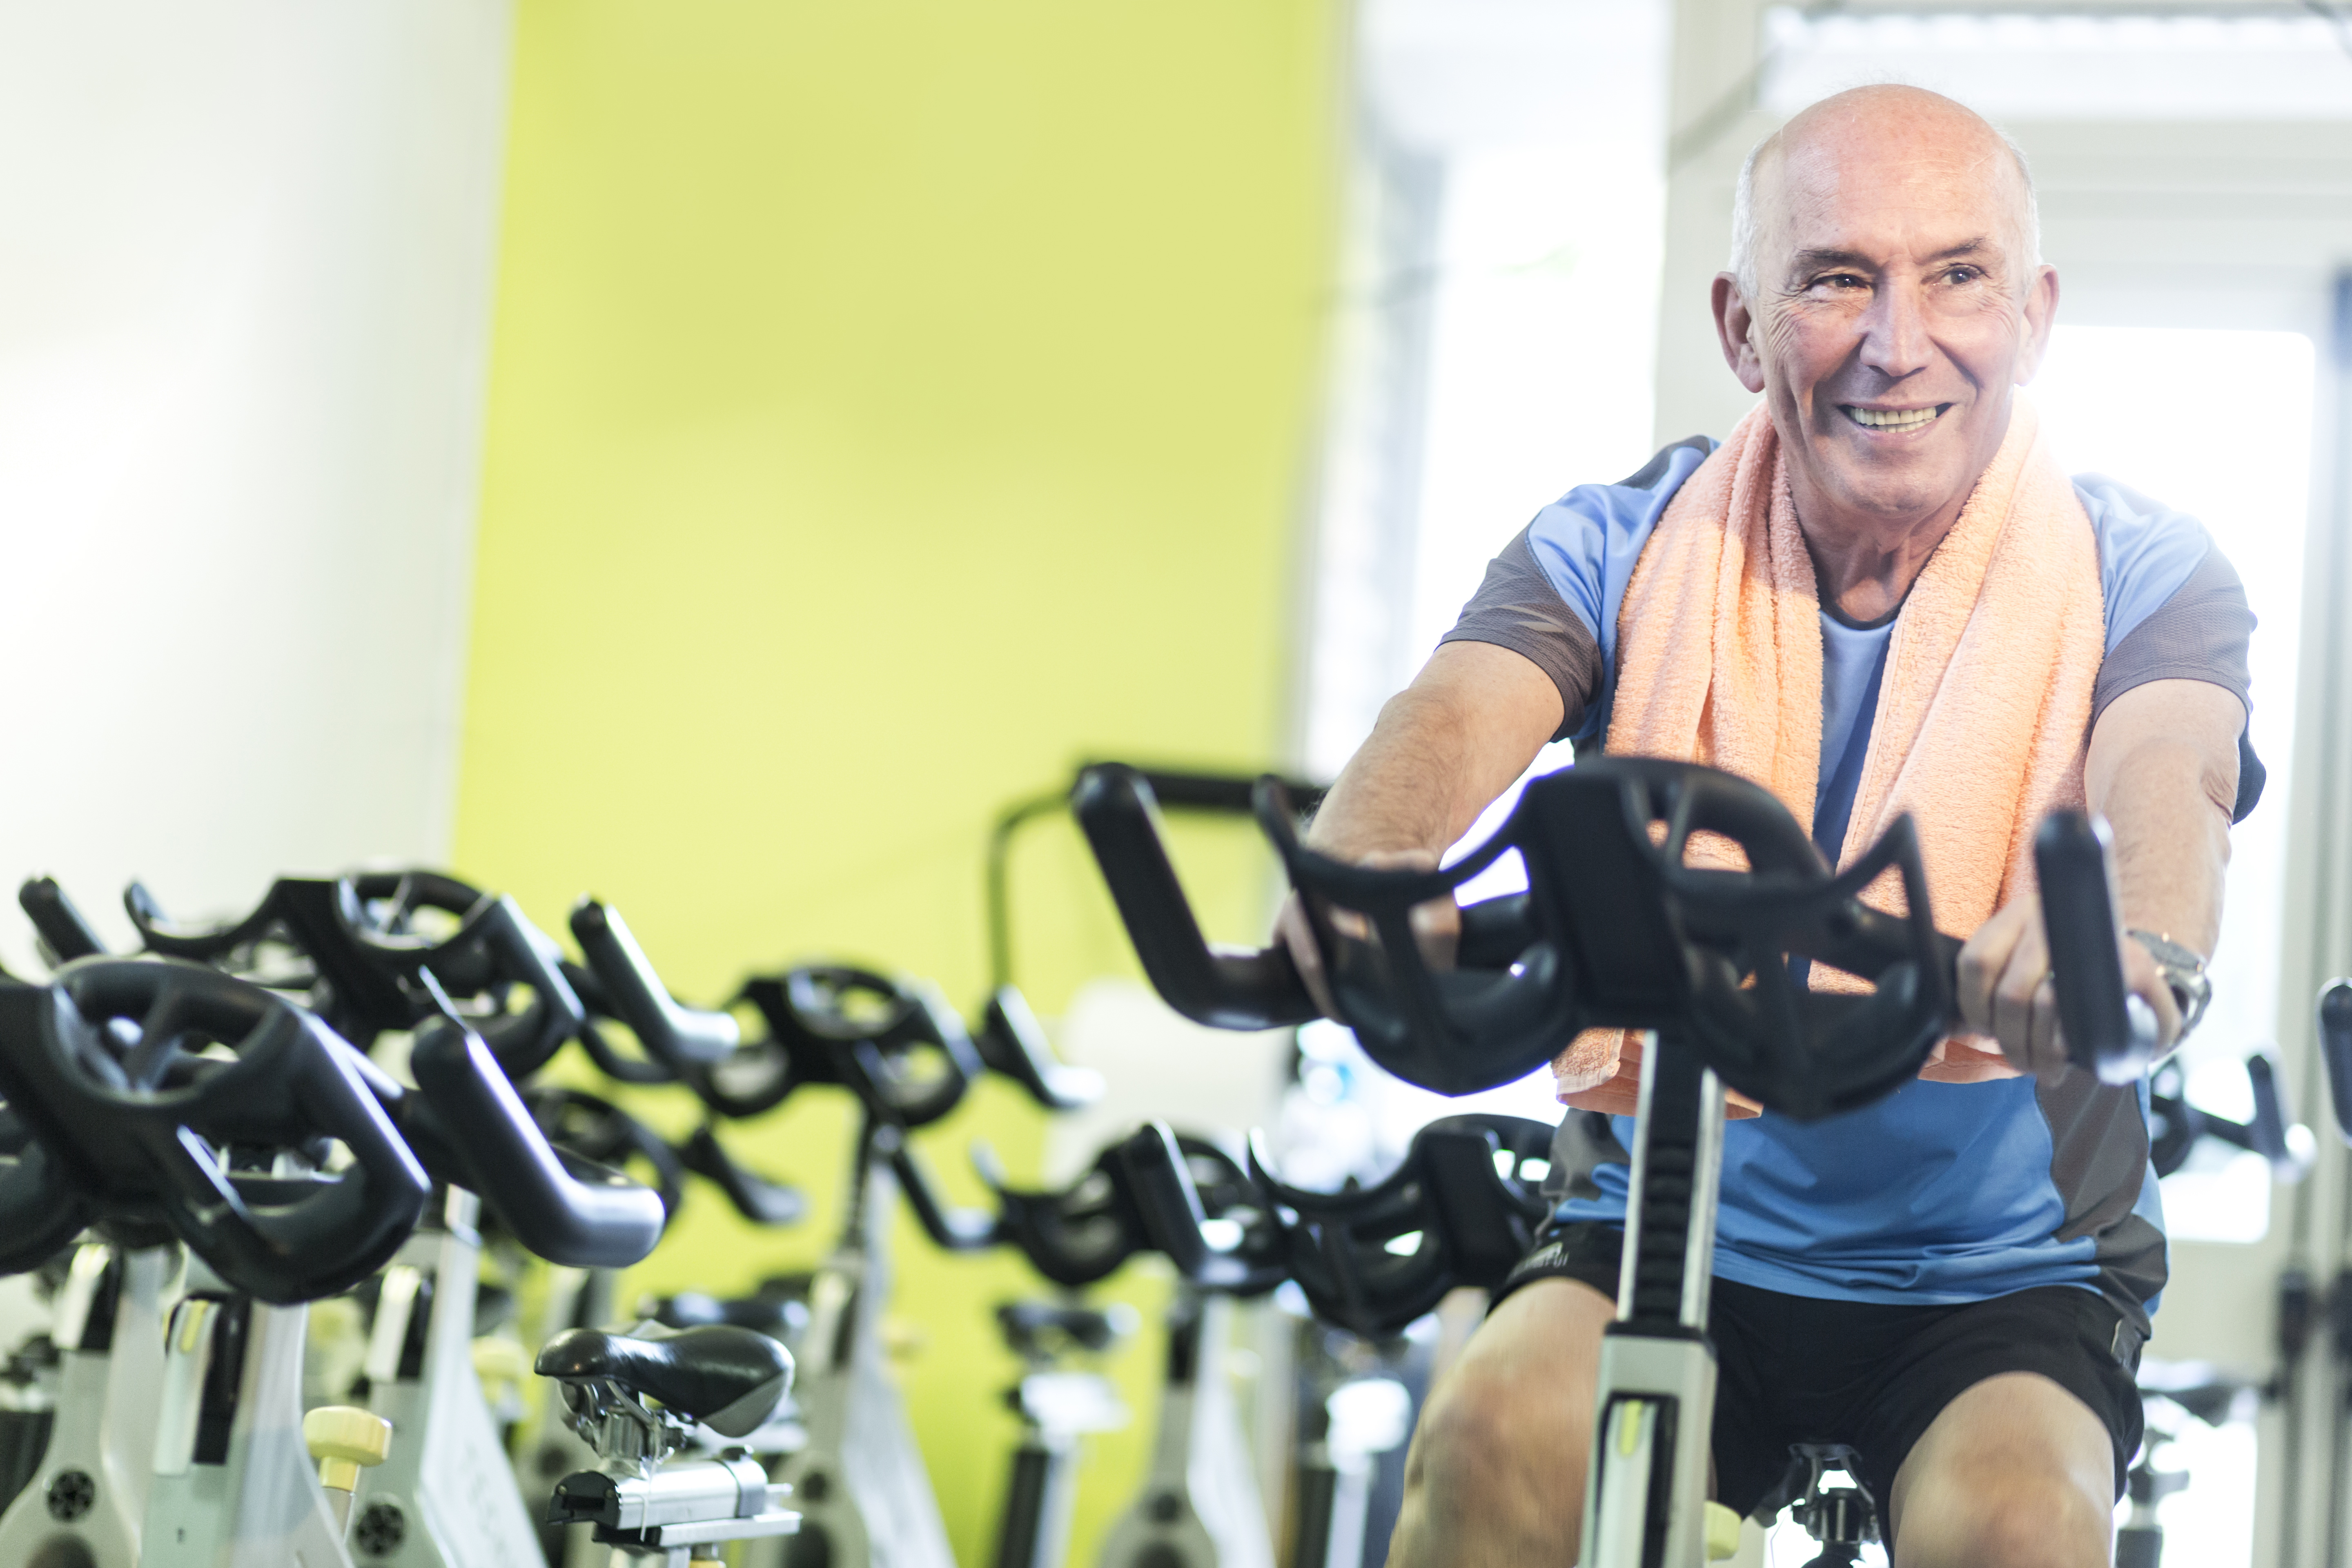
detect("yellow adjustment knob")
[304,1405,393,1495]
[1704,1500,1744,1561]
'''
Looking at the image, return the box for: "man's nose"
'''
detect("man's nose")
[1857,277,1933,381]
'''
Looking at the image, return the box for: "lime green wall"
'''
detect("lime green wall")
[454,3,1342,1562]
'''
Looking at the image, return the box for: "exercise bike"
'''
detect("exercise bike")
[1073,755,2156,1568]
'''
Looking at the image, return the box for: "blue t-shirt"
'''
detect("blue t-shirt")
[1437,434,2260,1332]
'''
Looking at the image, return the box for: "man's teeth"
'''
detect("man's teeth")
[1846,405,1942,430]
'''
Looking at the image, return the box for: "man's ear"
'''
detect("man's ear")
[1712,273,1766,394]
[2012,263,2061,384]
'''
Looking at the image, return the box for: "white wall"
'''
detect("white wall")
[0,1,510,965]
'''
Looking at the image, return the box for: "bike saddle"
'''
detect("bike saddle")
[125,871,587,1079]
[0,959,429,1302]
[1249,1115,1552,1338]
[736,964,983,1129]
[385,1015,668,1267]
[536,1323,793,1439]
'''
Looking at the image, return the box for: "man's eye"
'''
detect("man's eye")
[1814,274,1867,291]
[1943,266,1982,285]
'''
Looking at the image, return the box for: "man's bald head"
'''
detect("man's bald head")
[1728,87,2039,298]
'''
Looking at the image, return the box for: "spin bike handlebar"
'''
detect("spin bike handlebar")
[18,876,106,963]
[1248,1114,1554,1339]
[1077,759,2158,1117]
[122,872,587,1079]
[388,1015,668,1268]
[567,899,742,1071]
[974,1122,1286,1294]
[0,959,430,1302]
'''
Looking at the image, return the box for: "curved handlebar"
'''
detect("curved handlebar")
[567,900,741,1071]
[976,1123,1283,1293]
[124,874,588,1079]
[1069,766,1317,1031]
[971,986,1104,1112]
[398,1016,667,1267]
[18,878,107,963]
[0,960,428,1303]
[737,966,982,1130]
[1248,1115,1551,1338]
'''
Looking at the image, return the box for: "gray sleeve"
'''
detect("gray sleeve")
[2092,544,2265,823]
[1436,527,1602,743]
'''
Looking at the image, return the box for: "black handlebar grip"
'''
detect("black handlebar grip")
[407,1016,666,1268]
[1070,766,1317,1032]
[884,1125,999,1252]
[2241,1051,2302,1177]
[568,900,739,1071]
[970,986,1103,1112]
[2319,981,2352,1146]
[2034,811,2156,1084]
[19,879,106,962]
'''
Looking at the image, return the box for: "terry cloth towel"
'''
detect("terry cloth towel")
[1552,397,2106,1116]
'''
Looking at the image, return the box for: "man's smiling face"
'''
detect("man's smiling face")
[1718,89,2058,542]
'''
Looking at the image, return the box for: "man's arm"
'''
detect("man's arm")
[1957,677,2241,1076]
[1278,640,1565,1012]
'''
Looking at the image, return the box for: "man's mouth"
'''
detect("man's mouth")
[1842,403,1950,432]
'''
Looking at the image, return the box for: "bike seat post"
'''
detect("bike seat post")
[1581,1030,1728,1568]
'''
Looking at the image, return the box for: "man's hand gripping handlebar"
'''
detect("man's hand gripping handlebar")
[1074,759,2163,1113]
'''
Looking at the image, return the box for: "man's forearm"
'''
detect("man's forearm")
[2084,679,2241,958]
[1306,641,1564,863]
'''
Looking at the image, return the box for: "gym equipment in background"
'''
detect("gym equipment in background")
[1246,1114,1553,1568]
[987,1302,1133,1568]
[0,1240,169,1568]
[1074,757,2159,1568]
[977,1124,1285,1568]
[0,960,430,1567]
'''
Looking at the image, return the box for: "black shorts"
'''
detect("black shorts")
[1496,1221,2145,1535]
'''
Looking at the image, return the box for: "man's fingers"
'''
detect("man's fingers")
[1956,898,2032,1037]
[2028,975,2066,1082]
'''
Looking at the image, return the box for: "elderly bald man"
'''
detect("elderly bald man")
[1285,86,2258,1566]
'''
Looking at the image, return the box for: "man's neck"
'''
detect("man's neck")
[1791,487,1967,625]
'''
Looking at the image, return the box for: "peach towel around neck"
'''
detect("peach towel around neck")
[1552,398,2105,1116]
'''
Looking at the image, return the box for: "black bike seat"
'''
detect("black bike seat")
[534,1323,791,1437]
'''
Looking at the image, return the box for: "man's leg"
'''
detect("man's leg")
[1888,1372,2117,1568]
[1386,1278,1614,1568]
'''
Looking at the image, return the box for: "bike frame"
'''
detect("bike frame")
[1578,1038,1733,1568]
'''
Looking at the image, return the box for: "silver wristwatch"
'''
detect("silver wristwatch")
[2126,929,2212,1040]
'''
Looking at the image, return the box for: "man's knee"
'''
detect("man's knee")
[1892,1373,2117,1568]
[1896,1465,2110,1568]
[1414,1347,1584,1499]
[1398,1279,1611,1521]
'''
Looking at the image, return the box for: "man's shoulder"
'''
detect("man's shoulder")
[1524,436,1719,563]
[2069,473,2237,650]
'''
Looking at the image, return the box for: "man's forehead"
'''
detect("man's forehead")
[1759,113,2025,258]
